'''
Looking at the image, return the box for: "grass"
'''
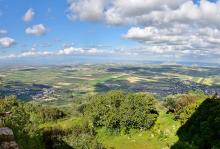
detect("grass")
[97,104,180,149]
[37,101,181,149]
[5,68,60,84]
[39,117,83,130]
[97,130,166,149]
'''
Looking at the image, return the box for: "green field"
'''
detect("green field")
[0,64,219,107]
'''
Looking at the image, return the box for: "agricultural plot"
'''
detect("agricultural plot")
[0,64,219,106]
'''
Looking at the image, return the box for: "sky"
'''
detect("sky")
[0,0,220,65]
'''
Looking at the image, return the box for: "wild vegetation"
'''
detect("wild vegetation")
[0,91,158,149]
[85,91,158,133]
[1,88,216,149]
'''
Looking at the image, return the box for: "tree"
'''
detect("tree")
[120,93,158,131]
[85,91,159,133]
[164,90,207,119]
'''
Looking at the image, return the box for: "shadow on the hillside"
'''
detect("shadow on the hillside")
[15,133,73,149]
[43,128,73,149]
[44,139,73,149]
[107,66,220,77]
[107,66,173,76]
[95,78,212,97]
[172,95,220,149]
[0,81,51,101]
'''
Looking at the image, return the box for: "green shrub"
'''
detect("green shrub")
[0,96,44,149]
[164,90,207,119]
[39,108,65,122]
[85,91,158,133]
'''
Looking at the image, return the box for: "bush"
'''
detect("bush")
[0,96,44,149]
[164,90,207,119]
[39,108,65,122]
[85,91,158,133]
[120,93,158,130]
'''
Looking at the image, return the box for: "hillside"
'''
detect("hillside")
[1,89,217,149]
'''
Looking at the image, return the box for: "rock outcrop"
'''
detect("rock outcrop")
[0,127,19,149]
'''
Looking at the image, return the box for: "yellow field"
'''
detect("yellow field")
[162,73,193,80]
[57,82,72,86]
[202,78,213,86]
[127,77,157,83]
[64,76,95,80]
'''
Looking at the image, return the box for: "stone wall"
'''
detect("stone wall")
[0,127,19,149]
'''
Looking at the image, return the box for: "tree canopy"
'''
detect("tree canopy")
[85,91,159,133]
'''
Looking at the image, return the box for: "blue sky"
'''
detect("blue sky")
[0,0,220,64]
[0,0,133,51]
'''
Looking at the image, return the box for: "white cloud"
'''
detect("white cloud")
[92,0,220,28]
[0,46,105,59]
[0,51,53,59]
[25,24,47,36]
[0,37,15,48]
[2,0,220,62]
[66,0,220,33]
[123,24,220,58]
[58,47,84,55]
[67,0,107,21]
[66,0,220,60]
[58,47,103,55]
[67,0,191,25]
[65,0,218,61]
[132,1,220,28]
[105,0,189,25]
[23,8,35,22]
[1,43,219,63]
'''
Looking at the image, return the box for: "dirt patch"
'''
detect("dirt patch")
[127,77,157,83]
[64,76,95,81]
[57,82,72,86]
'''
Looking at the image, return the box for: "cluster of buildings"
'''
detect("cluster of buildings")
[0,82,59,101]
[32,88,60,101]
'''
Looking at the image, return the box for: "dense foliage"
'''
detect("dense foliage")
[0,96,44,149]
[0,96,107,149]
[39,107,66,122]
[85,91,159,133]
[164,90,207,120]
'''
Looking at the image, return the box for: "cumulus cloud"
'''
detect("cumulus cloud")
[0,37,15,48]
[105,0,190,25]
[58,47,103,55]
[66,0,220,31]
[0,51,53,59]
[123,24,220,59]
[58,47,85,55]
[0,46,105,59]
[25,24,47,36]
[67,0,107,21]
[67,0,191,25]
[132,0,220,28]
[2,0,220,62]
[23,8,35,22]
[66,0,220,61]
[67,0,220,27]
